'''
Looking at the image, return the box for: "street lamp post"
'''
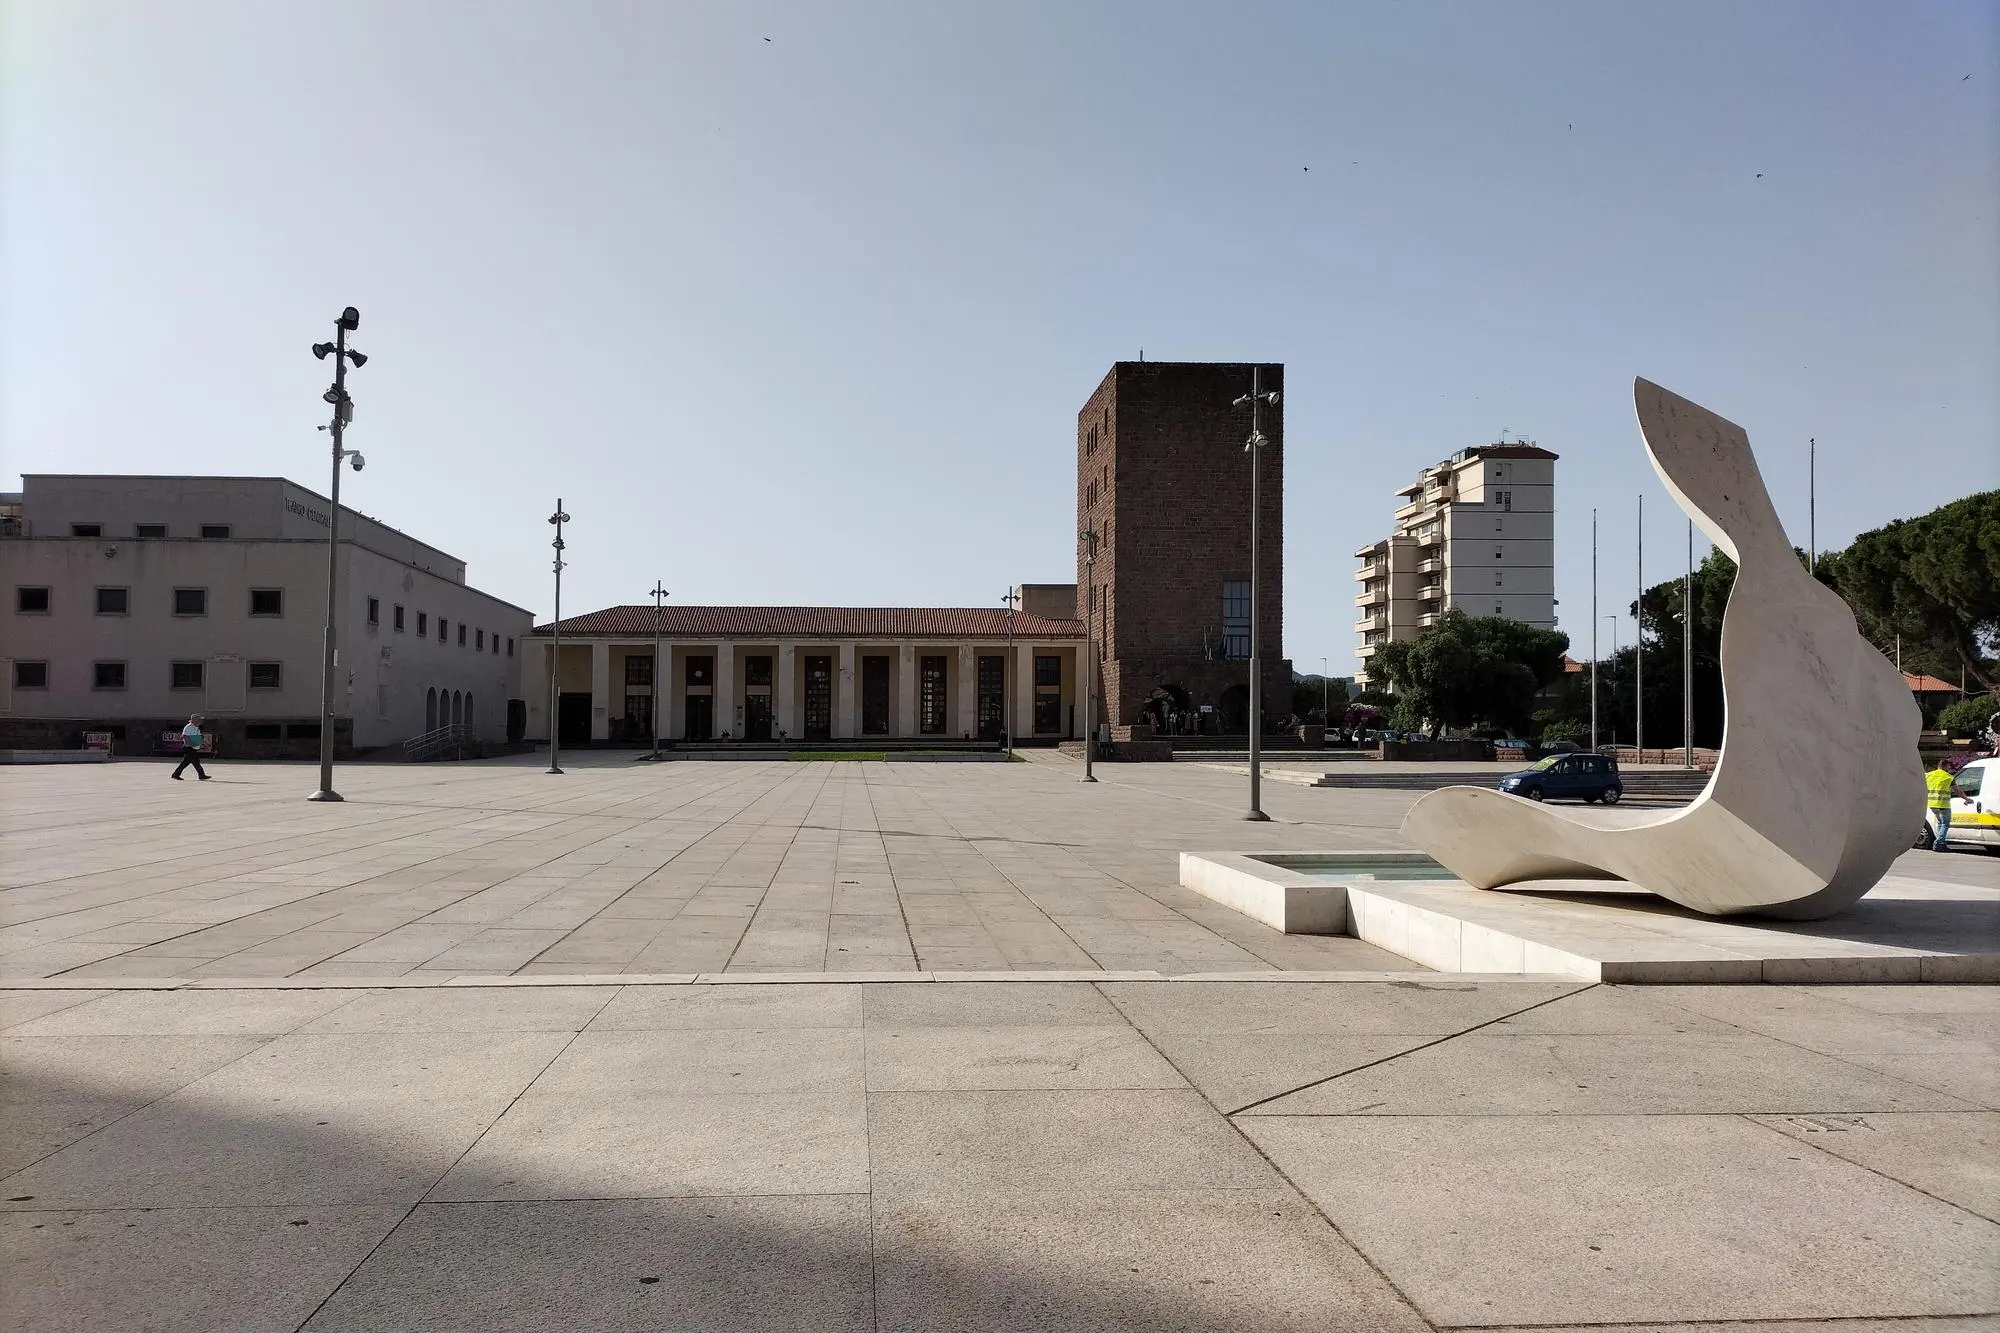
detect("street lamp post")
[1233,367,1279,822]
[649,580,668,761]
[1590,508,1599,751]
[1604,614,1621,746]
[1684,519,1695,768]
[1002,588,1018,759]
[1079,528,1098,783]
[307,306,366,803]
[1321,656,1330,741]
[1635,494,1644,757]
[547,502,569,775]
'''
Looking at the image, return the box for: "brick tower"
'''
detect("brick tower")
[1075,362,1290,734]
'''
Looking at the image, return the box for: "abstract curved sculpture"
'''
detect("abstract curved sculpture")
[1401,379,1921,919]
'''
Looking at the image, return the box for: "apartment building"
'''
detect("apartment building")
[1,475,531,756]
[1354,442,1557,685]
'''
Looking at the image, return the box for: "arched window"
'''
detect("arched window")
[451,690,462,725]
[426,688,437,731]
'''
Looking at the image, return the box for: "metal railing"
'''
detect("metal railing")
[403,723,478,762]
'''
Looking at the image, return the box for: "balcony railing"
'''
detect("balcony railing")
[1354,587,1386,608]
[1415,556,1443,575]
[1354,613,1387,633]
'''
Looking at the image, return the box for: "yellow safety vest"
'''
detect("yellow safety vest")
[1926,768,1955,810]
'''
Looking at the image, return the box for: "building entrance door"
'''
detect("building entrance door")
[557,692,592,745]
[684,695,712,741]
[624,694,653,743]
[803,656,833,739]
[744,695,773,741]
[861,656,890,735]
[977,655,1005,740]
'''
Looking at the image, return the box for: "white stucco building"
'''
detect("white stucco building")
[1354,443,1557,685]
[0,476,531,755]
[526,586,1087,746]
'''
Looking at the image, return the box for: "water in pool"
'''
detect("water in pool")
[1257,854,1454,882]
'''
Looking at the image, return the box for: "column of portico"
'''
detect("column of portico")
[1015,642,1036,739]
[715,643,736,739]
[664,645,682,740]
[589,642,611,740]
[897,644,917,737]
[956,645,976,738]
[836,642,857,739]
[777,643,798,739]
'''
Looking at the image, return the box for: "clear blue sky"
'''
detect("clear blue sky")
[5,0,1995,675]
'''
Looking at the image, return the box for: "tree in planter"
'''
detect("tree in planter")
[1368,610,1570,735]
[1937,694,1999,741]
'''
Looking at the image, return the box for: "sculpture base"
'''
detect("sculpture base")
[1178,851,1999,983]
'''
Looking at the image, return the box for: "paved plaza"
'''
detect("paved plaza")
[2,755,1997,1329]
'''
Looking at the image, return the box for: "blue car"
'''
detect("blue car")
[1500,753,1622,804]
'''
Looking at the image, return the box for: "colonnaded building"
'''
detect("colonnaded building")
[527,360,1292,746]
[0,475,531,756]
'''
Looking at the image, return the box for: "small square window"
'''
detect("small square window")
[173,588,208,616]
[200,524,230,538]
[170,661,204,690]
[16,587,49,614]
[417,612,428,635]
[93,661,127,690]
[249,662,282,690]
[95,587,129,615]
[457,624,466,646]
[71,523,101,537]
[13,661,48,689]
[1494,572,1502,586]
[249,588,284,617]
[367,597,380,626]
[136,523,167,538]
[476,628,484,650]
[393,604,405,631]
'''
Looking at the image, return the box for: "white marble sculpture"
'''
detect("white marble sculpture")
[1401,378,1921,919]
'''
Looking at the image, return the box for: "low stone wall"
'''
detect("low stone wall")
[0,716,353,760]
[1378,739,1495,762]
[1058,739,1174,763]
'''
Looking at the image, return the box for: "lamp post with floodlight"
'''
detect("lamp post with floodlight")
[1002,588,1018,759]
[547,502,569,775]
[649,581,668,761]
[1232,367,1279,822]
[307,306,366,803]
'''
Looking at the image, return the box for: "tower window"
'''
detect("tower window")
[1221,581,1250,660]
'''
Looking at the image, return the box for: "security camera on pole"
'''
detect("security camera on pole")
[307,306,366,803]
[547,502,569,775]
[1232,368,1279,822]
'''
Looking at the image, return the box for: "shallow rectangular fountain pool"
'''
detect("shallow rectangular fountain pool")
[1251,852,1457,882]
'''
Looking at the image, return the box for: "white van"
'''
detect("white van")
[1924,757,2000,853]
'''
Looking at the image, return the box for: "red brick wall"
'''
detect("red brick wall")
[1077,362,1289,728]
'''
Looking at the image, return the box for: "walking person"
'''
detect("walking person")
[172,713,212,781]
[1925,757,1956,851]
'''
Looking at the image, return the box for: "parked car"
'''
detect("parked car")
[1921,757,2000,854]
[1540,739,1582,754]
[1499,753,1622,804]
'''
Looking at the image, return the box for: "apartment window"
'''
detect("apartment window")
[367,597,380,626]
[71,523,101,537]
[16,587,49,614]
[200,524,231,538]
[93,661,127,690]
[95,587,129,615]
[438,617,448,641]
[626,655,654,686]
[13,661,48,689]
[1495,572,1503,586]
[475,628,484,650]
[249,588,283,617]
[170,661,204,690]
[136,523,167,538]
[172,588,208,616]
[249,662,282,690]
[393,604,405,631]
[1221,580,1251,661]
[417,612,428,636]
[506,637,514,657]
[1494,491,1512,511]
[457,623,466,646]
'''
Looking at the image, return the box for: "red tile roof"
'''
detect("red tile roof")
[1904,672,1965,693]
[531,605,1085,639]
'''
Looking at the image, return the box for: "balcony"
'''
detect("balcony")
[1354,611,1387,633]
[1415,556,1443,575]
[1355,642,1380,659]
[1416,527,1443,547]
[1354,587,1386,609]
[1394,500,1424,521]
[1417,611,1440,628]
[1417,580,1443,599]
[1353,560,1386,581]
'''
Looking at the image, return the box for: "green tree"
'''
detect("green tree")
[1368,610,1570,735]
[1823,490,2000,696]
[1937,695,1998,739]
